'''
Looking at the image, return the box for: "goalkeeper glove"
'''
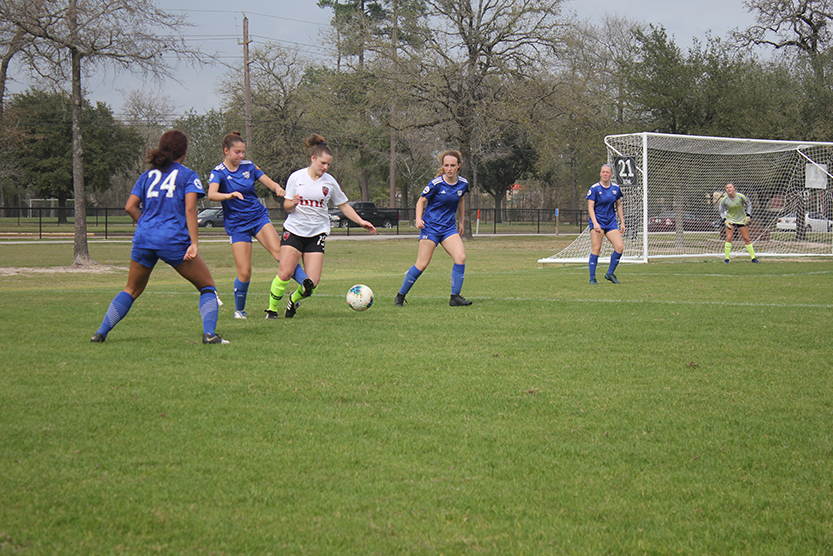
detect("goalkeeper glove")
[744,216,751,225]
[724,220,733,230]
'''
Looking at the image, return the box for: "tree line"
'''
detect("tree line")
[1,0,832,263]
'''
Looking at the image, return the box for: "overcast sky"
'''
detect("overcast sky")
[7,0,760,118]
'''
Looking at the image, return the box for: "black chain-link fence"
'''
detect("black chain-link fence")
[0,206,589,239]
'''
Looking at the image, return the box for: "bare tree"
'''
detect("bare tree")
[734,0,833,82]
[412,0,569,237]
[0,0,211,265]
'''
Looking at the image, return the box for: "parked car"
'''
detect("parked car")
[197,207,224,228]
[329,201,399,228]
[775,212,833,232]
[647,211,718,232]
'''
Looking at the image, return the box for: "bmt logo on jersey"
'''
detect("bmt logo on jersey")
[322,186,329,197]
[242,171,251,179]
[457,190,462,197]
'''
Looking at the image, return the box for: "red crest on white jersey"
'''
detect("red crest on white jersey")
[322,186,329,196]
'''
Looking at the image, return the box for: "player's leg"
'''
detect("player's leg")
[91,258,153,342]
[588,226,603,284]
[230,240,253,317]
[396,239,437,305]
[440,233,471,305]
[255,221,309,288]
[267,243,302,317]
[604,229,624,283]
[286,251,323,318]
[724,225,734,262]
[738,225,758,261]
[174,255,228,344]
[287,235,323,306]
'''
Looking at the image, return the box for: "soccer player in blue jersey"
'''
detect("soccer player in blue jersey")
[90,130,228,344]
[266,134,376,318]
[586,163,626,284]
[718,182,759,263]
[395,150,472,307]
[207,132,308,319]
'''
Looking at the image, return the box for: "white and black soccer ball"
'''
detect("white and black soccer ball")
[346,284,374,311]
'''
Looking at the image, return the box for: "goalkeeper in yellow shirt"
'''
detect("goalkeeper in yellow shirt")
[718,183,759,263]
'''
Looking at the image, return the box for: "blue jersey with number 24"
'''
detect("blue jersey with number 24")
[131,162,205,249]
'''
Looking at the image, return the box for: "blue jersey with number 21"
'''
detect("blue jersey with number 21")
[130,162,205,249]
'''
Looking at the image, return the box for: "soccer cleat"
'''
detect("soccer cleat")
[723,259,730,264]
[751,258,760,263]
[449,294,472,306]
[394,293,406,307]
[264,309,278,320]
[202,333,229,344]
[604,273,621,284]
[90,332,105,343]
[285,298,301,318]
[589,277,599,284]
[233,310,247,319]
[301,277,315,298]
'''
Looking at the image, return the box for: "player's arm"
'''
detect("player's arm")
[616,198,625,232]
[283,179,299,212]
[587,199,601,233]
[207,175,243,202]
[258,174,286,197]
[415,195,427,229]
[338,201,377,234]
[718,198,732,227]
[184,191,200,260]
[125,194,142,223]
[456,194,466,234]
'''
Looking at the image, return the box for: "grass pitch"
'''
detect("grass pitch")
[1,236,831,555]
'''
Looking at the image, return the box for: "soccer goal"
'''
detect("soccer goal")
[539,132,833,264]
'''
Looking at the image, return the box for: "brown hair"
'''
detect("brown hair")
[222,131,245,152]
[304,133,332,158]
[146,130,188,169]
[436,149,462,176]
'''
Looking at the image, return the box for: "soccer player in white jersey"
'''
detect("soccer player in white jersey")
[207,132,309,319]
[266,134,376,318]
[586,163,626,284]
[395,150,472,306]
[90,130,228,344]
[719,182,759,263]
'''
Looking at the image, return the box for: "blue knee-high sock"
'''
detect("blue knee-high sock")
[399,265,423,296]
[199,287,219,335]
[589,254,599,280]
[451,263,465,295]
[608,251,622,276]
[292,264,308,284]
[96,291,134,338]
[233,278,249,312]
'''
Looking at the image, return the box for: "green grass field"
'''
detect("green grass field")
[1,236,831,555]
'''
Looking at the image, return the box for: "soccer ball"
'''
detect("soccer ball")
[346,284,374,311]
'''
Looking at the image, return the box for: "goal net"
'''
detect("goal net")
[539,132,833,264]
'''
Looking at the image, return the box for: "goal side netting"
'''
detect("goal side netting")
[539,132,833,264]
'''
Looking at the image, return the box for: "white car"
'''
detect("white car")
[775,212,833,232]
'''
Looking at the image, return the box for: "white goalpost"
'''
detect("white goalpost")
[539,132,833,264]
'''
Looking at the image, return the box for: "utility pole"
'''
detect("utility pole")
[241,16,252,147]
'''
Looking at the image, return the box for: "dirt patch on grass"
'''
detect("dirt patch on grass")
[0,264,128,276]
